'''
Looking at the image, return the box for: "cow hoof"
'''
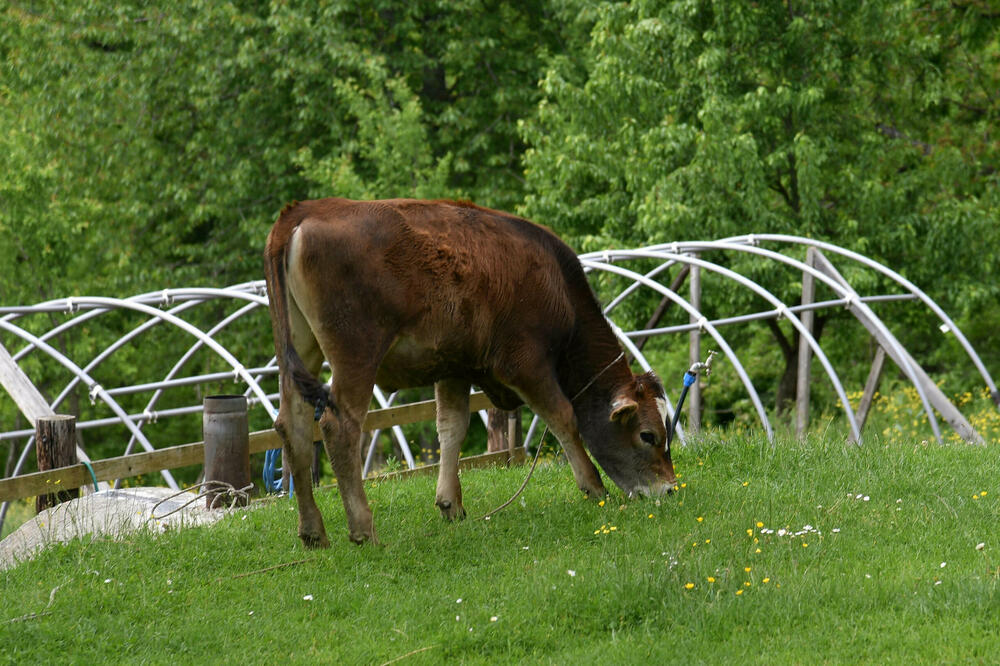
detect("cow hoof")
[348,531,378,546]
[582,484,608,500]
[436,498,467,521]
[300,532,330,549]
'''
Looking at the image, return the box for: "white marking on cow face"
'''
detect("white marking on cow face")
[655,397,669,426]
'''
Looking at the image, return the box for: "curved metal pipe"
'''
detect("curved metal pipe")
[723,234,999,407]
[588,251,863,443]
[581,258,776,442]
[644,241,944,442]
[0,319,180,489]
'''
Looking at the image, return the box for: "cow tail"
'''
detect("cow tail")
[264,205,335,420]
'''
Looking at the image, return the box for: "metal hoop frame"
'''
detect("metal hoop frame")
[2,237,994,533]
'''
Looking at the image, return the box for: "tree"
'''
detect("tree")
[0,0,567,465]
[521,0,1000,417]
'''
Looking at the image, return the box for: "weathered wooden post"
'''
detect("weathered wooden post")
[688,257,702,432]
[487,407,522,460]
[852,345,887,441]
[203,395,251,508]
[796,247,817,439]
[35,415,79,513]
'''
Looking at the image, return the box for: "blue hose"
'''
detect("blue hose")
[263,448,293,495]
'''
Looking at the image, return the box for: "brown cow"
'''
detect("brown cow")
[264,198,676,547]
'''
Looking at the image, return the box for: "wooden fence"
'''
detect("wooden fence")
[0,391,524,505]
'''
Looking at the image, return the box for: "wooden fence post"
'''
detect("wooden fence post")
[35,415,79,513]
[487,407,522,460]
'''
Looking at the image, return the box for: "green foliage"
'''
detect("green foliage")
[0,0,564,462]
[1,1,998,456]
[520,0,1000,414]
[1,0,566,300]
[3,437,999,661]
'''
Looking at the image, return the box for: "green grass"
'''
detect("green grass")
[2,431,999,664]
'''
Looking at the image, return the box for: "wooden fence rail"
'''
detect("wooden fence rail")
[0,392,497,505]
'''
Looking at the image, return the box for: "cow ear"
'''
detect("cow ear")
[609,395,638,423]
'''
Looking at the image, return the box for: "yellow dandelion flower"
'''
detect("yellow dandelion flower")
[756,521,764,528]
[648,514,654,519]
[746,529,753,536]
[744,581,751,587]
[680,483,687,489]
[705,539,711,544]
[609,526,617,531]
[697,516,704,522]
[742,481,749,487]
[982,491,988,496]
[599,500,605,507]
[744,566,752,573]
[802,542,809,548]
[762,578,770,584]
[735,589,743,596]
[707,577,716,583]
[685,583,695,590]
[755,548,762,554]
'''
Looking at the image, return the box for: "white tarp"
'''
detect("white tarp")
[0,487,239,571]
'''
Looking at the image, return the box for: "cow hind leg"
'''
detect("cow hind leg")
[274,369,330,549]
[319,367,378,545]
[434,379,471,520]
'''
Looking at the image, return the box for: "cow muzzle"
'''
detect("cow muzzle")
[630,478,677,499]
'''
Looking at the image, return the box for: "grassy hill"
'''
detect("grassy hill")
[2,431,998,664]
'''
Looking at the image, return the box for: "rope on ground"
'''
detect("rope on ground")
[478,426,549,521]
[226,558,314,580]
[379,645,438,666]
[4,583,61,624]
[149,480,254,521]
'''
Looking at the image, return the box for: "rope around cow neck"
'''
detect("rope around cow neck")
[478,351,626,521]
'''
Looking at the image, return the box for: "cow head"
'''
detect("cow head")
[584,371,677,497]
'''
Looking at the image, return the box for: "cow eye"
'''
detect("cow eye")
[639,431,657,446]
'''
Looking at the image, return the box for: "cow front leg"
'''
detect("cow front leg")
[434,379,471,520]
[540,409,608,499]
[513,375,607,498]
